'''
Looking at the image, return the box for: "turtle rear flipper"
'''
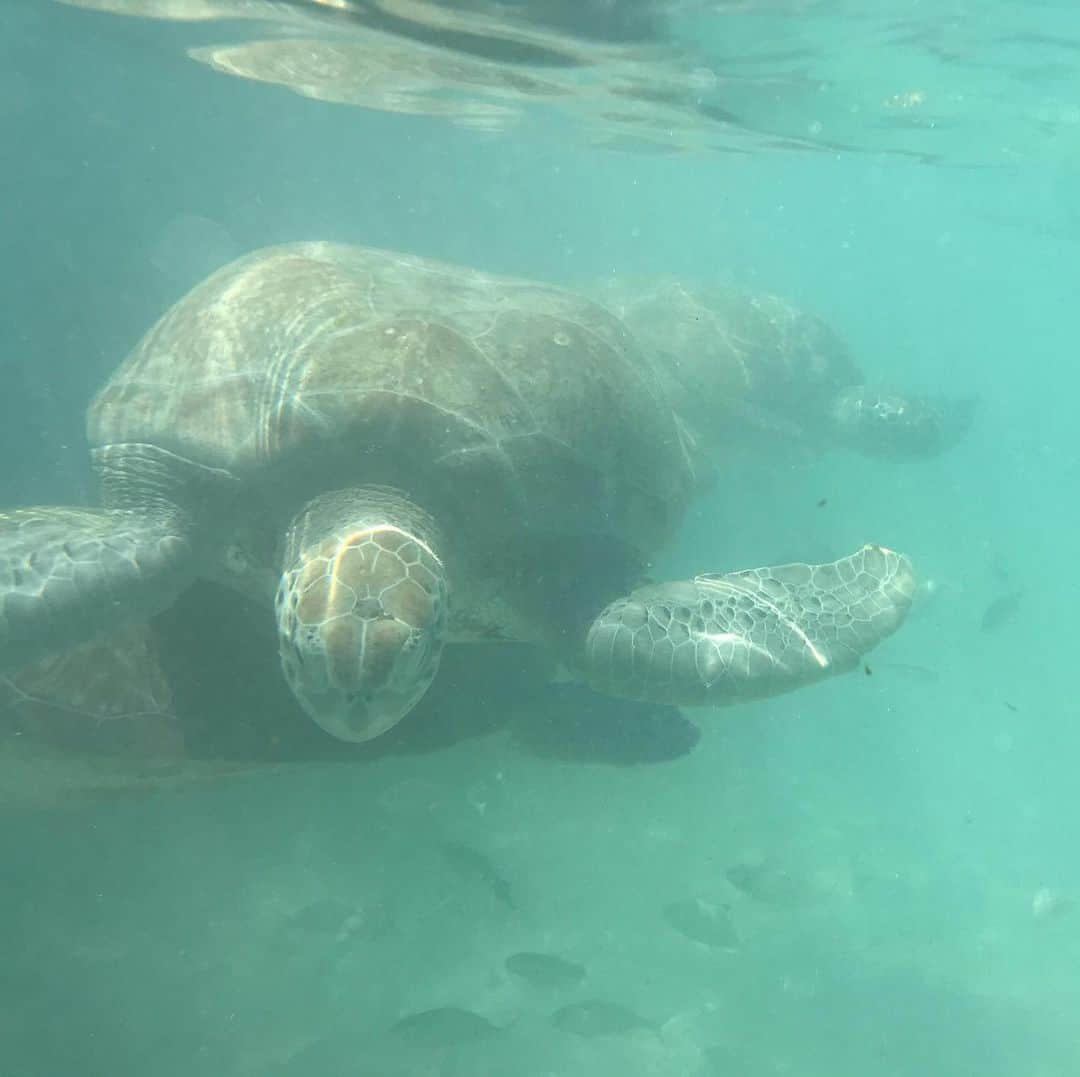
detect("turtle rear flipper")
[0,507,194,673]
[584,544,915,706]
[0,624,183,759]
[0,626,279,807]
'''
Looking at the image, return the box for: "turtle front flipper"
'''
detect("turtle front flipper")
[583,544,915,707]
[0,507,195,673]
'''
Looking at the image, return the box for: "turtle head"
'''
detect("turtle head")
[275,491,448,742]
[831,385,977,458]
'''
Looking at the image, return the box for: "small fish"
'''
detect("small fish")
[1032,887,1074,921]
[392,1007,503,1048]
[441,841,517,910]
[980,592,1021,632]
[1004,701,1019,713]
[863,664,873,676]
[662,898,738,950]
[726,861,807,906]
[816,498,828,508]
[881,662,941,683]
[551,1000,655,1039]
[285,898,354,935]
[505,951,586,990]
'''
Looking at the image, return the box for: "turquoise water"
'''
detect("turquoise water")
[2,2,1078,1074]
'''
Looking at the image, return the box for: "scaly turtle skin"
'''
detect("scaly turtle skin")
[592,276,975,463]
[0,243,915,745]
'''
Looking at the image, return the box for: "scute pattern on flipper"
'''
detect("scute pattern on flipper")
[0,508,192,673]
[0,625,183,759]
[705,542,916,664]
[585,545,915,706]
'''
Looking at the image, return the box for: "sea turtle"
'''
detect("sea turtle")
[0,242,915,749]
[592,276,975,464]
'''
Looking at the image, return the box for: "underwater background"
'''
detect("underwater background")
[1,1,1078,1074]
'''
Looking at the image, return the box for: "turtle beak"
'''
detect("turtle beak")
[288,615,442,742]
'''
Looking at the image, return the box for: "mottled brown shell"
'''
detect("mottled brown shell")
[88,243,695,558]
